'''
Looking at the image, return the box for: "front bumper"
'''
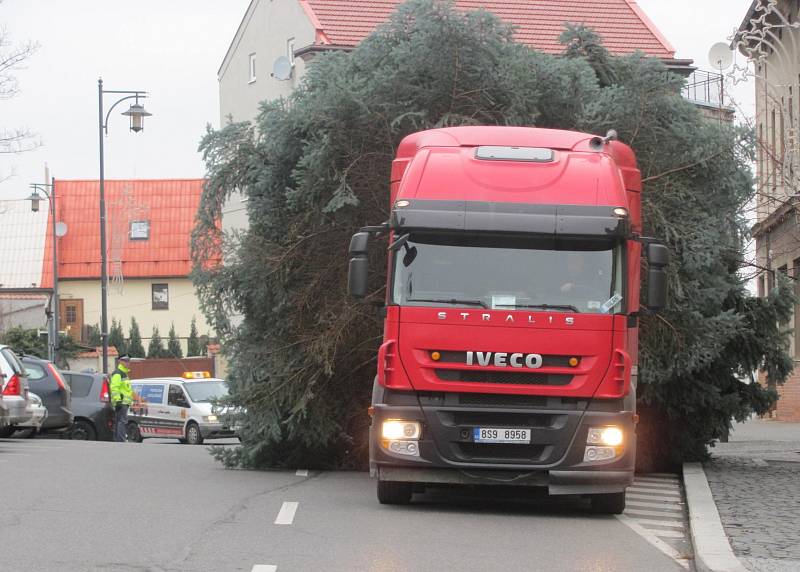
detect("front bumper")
[370,391,635,495]
[198,422,238,439]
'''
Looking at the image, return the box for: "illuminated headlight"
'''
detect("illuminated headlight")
[382,420,421,440]
[204,415,218,423]
[587,426,624,447]
[584,446,617,462]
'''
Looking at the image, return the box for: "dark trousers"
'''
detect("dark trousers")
[114,404,129,442]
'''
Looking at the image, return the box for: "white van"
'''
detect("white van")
[127,374,238,445]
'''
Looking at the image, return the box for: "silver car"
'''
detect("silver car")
[0,345,31,435]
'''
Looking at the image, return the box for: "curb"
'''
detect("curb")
[682,462,747,572]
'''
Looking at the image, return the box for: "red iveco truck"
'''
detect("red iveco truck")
[348,126,668,514]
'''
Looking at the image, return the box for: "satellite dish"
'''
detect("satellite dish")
[708,42,733,70]
[271,56,293,81]
[55,222,67,237]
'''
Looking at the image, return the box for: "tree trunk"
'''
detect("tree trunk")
[635,403,681,473]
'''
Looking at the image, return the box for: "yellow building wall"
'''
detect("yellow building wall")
[58,278,213,355]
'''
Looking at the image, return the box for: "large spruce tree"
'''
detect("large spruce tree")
[193,0,794,470]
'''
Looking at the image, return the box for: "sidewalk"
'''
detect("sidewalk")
[702,418,800,572]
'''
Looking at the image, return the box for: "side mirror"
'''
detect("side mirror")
[348,232,370,298]
[646,243,669,312]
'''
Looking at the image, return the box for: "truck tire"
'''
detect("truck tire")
[185,422,204,445]
[590,492,625,514]
[377,480,413,505]
[0,425,16,438]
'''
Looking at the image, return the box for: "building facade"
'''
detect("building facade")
[738,0,800,420]
[41,179,218,357]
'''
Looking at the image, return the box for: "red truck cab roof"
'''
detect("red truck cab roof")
[392,126,641,233]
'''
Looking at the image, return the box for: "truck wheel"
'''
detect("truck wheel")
[126,422,143,443]
[377,480,413,505]
[0,426,16,438]
[590,492,625,514]
[185,422,204,445]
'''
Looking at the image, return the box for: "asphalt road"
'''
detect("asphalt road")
[0,437,689,571]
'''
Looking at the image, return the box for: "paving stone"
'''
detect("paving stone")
[703,420,800,570]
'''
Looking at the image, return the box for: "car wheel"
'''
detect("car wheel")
[126,422,143,443]
[590,492,626,515]
[185,422,203,445]
[377,480,413,505]
[70,419,97,441]
[0,425,16,438]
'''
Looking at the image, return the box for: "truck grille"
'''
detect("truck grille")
[455,442,548,462]
[436,369,572,386]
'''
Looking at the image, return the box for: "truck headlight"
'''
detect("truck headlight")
[381,420,421,440]
[587,426,624,447]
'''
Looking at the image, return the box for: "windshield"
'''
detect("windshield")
[391,234,623,314]
[184,381,230,403]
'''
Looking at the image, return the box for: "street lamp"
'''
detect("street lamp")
[25,179,59,363]
[98,78,152,373]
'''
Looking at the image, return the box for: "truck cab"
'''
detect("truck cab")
[348,127,668,513]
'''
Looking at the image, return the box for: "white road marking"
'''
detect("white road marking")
[616,514,689,569]
[274,501,299,525]
[625,508,685,518]
[632,482,681,492]
[626,500,684,511]
[626,493,682,504]
[627,487,681,497]
[631,518,685,529]
[251,566,277,572]
[295,469,309,477]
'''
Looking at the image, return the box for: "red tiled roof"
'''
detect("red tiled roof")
[300,0,675,58]
[41,180,215,287]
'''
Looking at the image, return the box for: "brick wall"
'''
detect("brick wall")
[774,365,800,422]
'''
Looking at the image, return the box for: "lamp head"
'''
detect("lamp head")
[26,190,42,213]
[122,102,152,133]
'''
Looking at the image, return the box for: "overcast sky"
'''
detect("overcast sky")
[0,0,755,201]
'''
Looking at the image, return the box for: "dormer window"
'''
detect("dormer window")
[130,220,150,240]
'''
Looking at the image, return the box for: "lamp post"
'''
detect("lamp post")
[98,78,152,373]
[26,178,58,363]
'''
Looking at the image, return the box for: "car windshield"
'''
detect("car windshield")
[391,233,623,314]
[183,381,229,403]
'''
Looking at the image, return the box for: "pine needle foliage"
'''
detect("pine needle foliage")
[108,319,126,356]
[167,323,183,358]
[127,318,145,358]
[187,317,201,357]
[192,0,794,470]
[147,326,166,359]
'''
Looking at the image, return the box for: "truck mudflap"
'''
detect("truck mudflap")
[377,466,633,495]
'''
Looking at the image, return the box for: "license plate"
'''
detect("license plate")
[473,427,531,444]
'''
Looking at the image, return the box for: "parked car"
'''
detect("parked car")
[60,371,114,441]
[20,355,72,433]
[0,344,31,436]
[18,392,48,435]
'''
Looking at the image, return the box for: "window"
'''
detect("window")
[129,220,150,240]
[794,257,800,358]
[64,373,93,398]
[758,274,766,298]
[168,384,189,407]
[249,52,256,83]
[287,38,295,65]
[152,283,169,310]
[135,384,165,404]
[23,363,46,380]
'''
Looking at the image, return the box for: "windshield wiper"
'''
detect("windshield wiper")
[407,298,488,308]
[493,303,580,313]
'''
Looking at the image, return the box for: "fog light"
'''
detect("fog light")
[568,357,579,367]
[587,426,624,446]
[431,351,441,361]
[382,420,421,440]
[386,439,420,457]
[584,446,616,462]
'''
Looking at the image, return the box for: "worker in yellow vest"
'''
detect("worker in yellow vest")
[110,354,133,442]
